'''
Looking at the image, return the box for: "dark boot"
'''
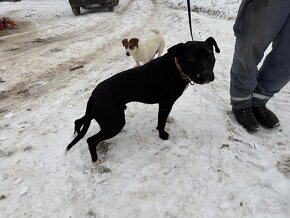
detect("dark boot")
[232,108,260,132]
[252,106,280,128]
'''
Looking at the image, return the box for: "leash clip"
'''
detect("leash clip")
[180,73,194,86]
[175,58,194,85]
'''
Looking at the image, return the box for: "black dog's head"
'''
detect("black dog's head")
[168,37,220,84]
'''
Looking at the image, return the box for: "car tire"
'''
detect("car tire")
[71,6,81,16]
[114,0,119,6]
[108,1,114,12]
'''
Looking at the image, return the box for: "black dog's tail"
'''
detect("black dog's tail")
[65,97,93,155]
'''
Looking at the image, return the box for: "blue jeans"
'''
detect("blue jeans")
[230,0,290,109]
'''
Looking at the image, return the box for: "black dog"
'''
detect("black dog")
[66,37,220,162]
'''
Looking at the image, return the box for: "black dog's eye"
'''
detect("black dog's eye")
[187,52,198,62]
[129,45,134,49]
[188,55,197,62]
[202,50,214,61]
[202,51,211,56]
[208,54,215,61]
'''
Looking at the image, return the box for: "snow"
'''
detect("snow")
[1,0,290,217]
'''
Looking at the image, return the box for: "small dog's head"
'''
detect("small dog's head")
[168,37,220,84]
[122,38,139,56]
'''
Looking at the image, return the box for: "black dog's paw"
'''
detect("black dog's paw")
[159,131,169,140]
[92,157,98,163]
[91,154,98,163]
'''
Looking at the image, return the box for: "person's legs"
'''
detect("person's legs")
[250,13,290,128]
[252,14,290,107]
[230,0,290,131]
[231,0,290,108]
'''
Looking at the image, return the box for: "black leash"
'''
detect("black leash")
[187,0,194,41]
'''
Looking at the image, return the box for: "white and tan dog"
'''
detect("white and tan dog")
[122,29,165,67]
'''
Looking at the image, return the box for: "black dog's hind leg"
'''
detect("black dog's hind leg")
[87,110,126,162]
[156,103,173,140]
[87,131,103,162]
[74,116,85,134]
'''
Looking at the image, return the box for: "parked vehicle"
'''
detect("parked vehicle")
[69,0,119,16]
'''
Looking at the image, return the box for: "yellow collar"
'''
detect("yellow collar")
[174,57,194,85]
[175,57,183,73]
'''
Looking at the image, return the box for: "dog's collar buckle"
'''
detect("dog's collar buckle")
[180,72,194,85]
[174,57,194,85]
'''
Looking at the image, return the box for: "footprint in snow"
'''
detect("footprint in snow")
[277,155,290,179]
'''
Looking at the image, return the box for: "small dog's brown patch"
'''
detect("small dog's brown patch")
[128,38,139,49]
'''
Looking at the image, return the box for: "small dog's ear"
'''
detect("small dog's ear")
[130,38,139,47]
[122,39,128,48]
[206,37,220,53]
[167,43,184,56]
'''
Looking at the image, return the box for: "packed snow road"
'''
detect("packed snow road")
[1,0,290,218]
[0,0,160,113]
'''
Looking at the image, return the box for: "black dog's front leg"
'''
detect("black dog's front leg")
[156,103,173,140]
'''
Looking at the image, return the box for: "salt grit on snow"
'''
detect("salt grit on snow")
[0,0,290,218]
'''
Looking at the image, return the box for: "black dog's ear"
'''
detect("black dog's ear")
[206,37,220,53]
[167,43,184,56]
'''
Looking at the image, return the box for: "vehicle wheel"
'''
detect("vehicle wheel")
[71,6,81,16]
[114,0,119,6]
[108,1,114,12]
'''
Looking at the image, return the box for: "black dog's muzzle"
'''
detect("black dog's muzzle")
[196,69,214,84]
[126,52,130,56]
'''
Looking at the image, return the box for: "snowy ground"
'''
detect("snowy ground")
[1,0,290,217]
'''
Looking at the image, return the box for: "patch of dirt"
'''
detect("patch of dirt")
[97,142,111,155]
[0,21,36,37]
